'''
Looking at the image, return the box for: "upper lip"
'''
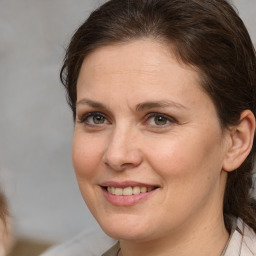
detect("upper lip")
[100,181,160,188]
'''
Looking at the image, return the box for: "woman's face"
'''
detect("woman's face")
[73,39,230,242]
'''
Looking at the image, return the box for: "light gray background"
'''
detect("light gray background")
[0,0,255,243]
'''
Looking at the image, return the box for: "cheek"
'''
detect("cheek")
[145,130,224,180]
[72,133,104,180]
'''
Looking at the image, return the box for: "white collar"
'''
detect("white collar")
[224,218,256,256]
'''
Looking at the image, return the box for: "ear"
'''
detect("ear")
[222,110,255,172]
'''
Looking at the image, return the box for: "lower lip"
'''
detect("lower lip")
[102,188,157,206]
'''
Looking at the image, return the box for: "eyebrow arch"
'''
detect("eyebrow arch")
[136,101,187,112]
[76,99,187,112]
[76,99,107,110]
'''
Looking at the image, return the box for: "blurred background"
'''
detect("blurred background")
[0,0,255,255]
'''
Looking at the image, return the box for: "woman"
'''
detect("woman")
[59,0,256,255]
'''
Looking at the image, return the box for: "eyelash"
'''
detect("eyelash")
[78,112,109,126]
[145,113,177,127]
[77,112,177,128]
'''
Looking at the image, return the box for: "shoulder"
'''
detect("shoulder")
[40,228,116,256]
[239,218,256,255]
[225,218,256,256]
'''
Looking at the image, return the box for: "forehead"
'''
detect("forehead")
[76,39,220,126]
[77,39,202,93]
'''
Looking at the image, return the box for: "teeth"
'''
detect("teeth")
[141,187,147,193]
[147,187,154,192]
[133,186,140,195]
[123,187,133,196]
[115,188,123,196]
[106,186,155,196]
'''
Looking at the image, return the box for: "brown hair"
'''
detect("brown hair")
[60,0,256,232]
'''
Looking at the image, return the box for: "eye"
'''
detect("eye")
[89,114,106,124]
[146,113,175,126]
[78,112,109,126]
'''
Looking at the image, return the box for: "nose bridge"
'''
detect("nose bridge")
[103,122,142,170]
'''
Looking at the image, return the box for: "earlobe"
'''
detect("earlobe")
[222,110,255,172]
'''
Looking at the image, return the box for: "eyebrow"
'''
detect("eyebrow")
[76,98,187,111]
[135,101,187,112]
[76,99,107,110]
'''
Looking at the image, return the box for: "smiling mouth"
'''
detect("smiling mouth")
[105,186,158,196]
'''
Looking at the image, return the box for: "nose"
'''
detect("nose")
[103,125,143,171]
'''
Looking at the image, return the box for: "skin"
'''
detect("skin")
[73,39,233,256]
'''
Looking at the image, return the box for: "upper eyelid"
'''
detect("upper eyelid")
[77,106,111,117]
[77,110,177,124]
[145,112,177,121]
[77,111,109,123]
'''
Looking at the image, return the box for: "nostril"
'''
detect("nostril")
[102,141,143,171]
[103,159,139,171]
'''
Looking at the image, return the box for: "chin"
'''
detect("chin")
[96,213,157,241]
[102,227,149,241]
